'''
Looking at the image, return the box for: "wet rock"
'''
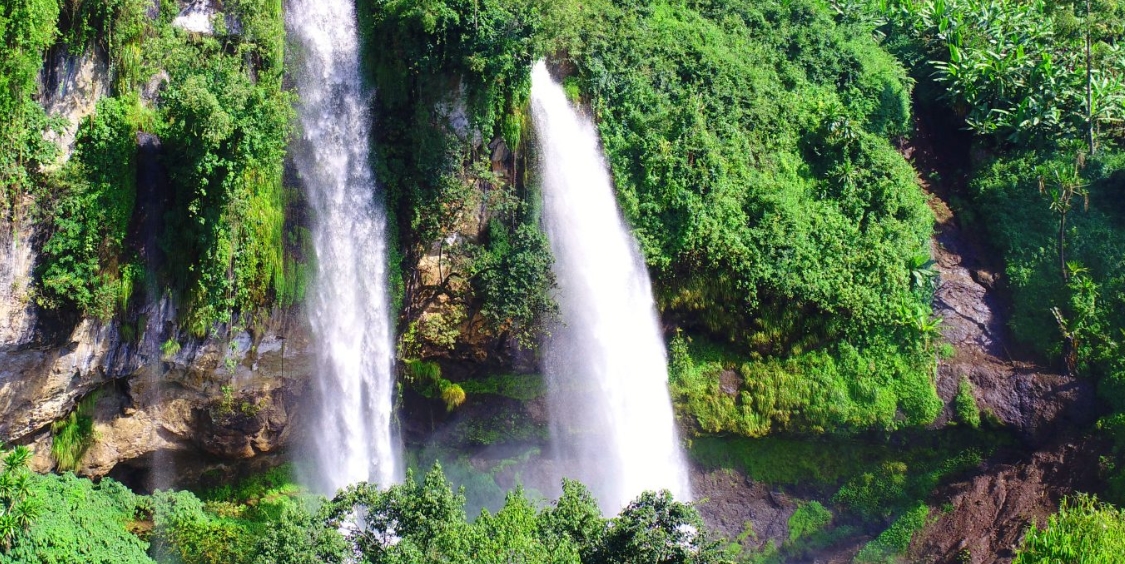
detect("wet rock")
[172,0,243,36]
[691,469,795,554]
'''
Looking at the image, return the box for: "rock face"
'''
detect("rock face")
[172,0,243,36]
[0,34,313,484]
[0,198,38,347]
[2,298,315,483]
[39,47,111,164]
[906,112,1095,444]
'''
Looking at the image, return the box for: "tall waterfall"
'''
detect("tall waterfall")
[286,0,401,494]
[531,61,692,513]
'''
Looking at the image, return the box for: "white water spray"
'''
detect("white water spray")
[531,61,692,513]
[286,0,401,494]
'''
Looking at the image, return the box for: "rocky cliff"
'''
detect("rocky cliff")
[0,38,316,488]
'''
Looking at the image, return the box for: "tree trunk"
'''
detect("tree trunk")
[1060,211,1068,282]
[1087,0,1095,154]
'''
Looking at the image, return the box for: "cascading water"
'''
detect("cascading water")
[286,0,401,494]
[530,61,692,513]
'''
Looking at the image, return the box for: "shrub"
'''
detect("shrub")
[953,377,981,429]
[788,501,833,542]
[442,384,467,412]
[855,503,930,563]
[1,472,150,564]
[50,392,99,472]
[1015,494,1125,563]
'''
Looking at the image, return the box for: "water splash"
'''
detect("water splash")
[531,61,692,513]
[286,0,402,494]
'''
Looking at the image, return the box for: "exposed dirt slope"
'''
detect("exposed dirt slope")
[904,110,1101,563]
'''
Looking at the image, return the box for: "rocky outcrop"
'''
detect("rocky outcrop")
[39,47,111,164]
[692,469,796,555]
[172,0,243,36]
[903,112,1096,443]
[3,300,314,480]
[0,197,38,348]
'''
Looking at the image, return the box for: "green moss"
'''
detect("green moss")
[787,501,832,543]
[671,335,940,438]
[461,374,545,401]
[854,503,931,563]
[953,377,981,429]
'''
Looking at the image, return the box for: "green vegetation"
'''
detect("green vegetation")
[1015,494,1125,563]
[0,0,59,216]
[854,503,930,563]
[953,377,981,429]
[363,0,561,349]
[558,0,939,438]
[866,0,1125,556]
[670,335,939,437]
[152,1,296,334]
[0,464,148,564]
[2,461,721,564]
[460,373,545,401]
[5,0,301,333]
[50,392,99,472]
[787,501,832,543]
[881,0,1124,148]
[0,447,39,553]
[327,465,721,564]
[38,97,145,317]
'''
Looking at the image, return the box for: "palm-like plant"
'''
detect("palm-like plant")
[0,445,39,552]
[1039,158,1089,282]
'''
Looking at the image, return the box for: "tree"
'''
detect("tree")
[249,500,348,564]
[598,491,721,564]
[326,465,472,563]
[1038,157,1089,283]
[540,480,606,563]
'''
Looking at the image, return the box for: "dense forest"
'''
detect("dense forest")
[1,0,1124,562]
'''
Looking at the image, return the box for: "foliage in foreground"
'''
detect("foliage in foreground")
[325,465,721,564]
[1,456,716,564]
[0,447,149,564]
[1015,494,1125,563]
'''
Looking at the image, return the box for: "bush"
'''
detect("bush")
[1015,494,1125,563]
[50,392,99,471]
[854,503,930,563]
[788,501,833,542]
[38,97,142,318]
[1,472,150,564]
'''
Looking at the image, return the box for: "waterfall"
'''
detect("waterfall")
[530,61,692,513]
[286,0,401,494]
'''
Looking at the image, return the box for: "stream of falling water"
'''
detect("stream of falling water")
[531,61,692,513]
[286,0,401,494]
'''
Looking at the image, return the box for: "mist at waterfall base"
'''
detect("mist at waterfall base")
[530,61,693,514]
[286,0,402,495]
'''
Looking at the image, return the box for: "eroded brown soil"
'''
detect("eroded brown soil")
[911,438,1103,564]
